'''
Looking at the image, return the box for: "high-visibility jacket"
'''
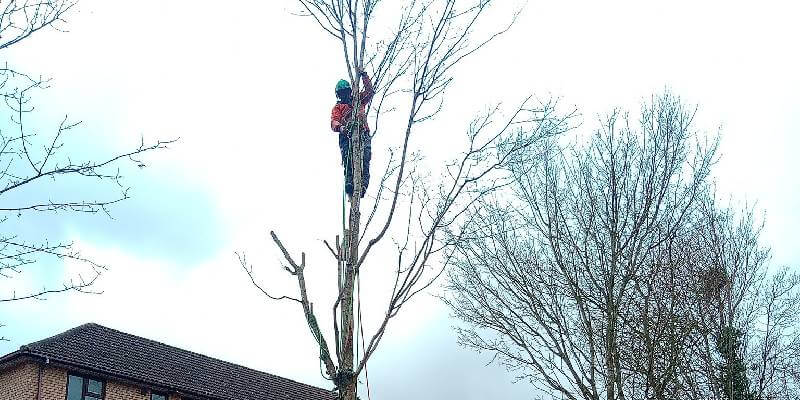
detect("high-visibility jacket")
[331,74,374,134]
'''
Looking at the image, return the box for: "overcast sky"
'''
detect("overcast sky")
[1,1,799,399]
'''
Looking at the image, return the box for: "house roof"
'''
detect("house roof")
[1,323,336,400]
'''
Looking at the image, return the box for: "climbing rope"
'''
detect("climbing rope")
[326,73,376,399]
[355,269,360,399]
[357,270,373,400]
[306,306,332,380]
[350,76,373,400]
[340,75,373,399]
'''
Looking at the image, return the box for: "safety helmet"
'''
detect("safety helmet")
[335,79,351,93]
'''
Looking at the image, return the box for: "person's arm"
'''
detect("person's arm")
[331,105,343,133]
[359,71,374,104]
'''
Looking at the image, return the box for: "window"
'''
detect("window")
[151,393,167,400]
[66,374,104,400]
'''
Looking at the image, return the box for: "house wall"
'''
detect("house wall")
[106,379,181,400]
[0,362,37,400]
[39,365,68,400]
[0,362,71,400]
[0,361,184,400]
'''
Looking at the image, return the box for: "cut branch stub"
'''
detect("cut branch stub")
[268,230,337,378]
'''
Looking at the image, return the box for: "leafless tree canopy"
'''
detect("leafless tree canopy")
[239,1,575,399]
[444,92,800,400]
[0,0,76,50]
[0,1,173,316]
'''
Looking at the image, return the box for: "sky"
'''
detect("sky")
[1,1,799,399]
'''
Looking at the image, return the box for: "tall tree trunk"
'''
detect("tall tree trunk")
[606,309,616,400]
[340,78,364,400]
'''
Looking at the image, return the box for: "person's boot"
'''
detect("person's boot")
[361,175,369,198]
[345,182,354,198]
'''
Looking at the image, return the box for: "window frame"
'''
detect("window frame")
[151,392,168,400]
[65,373,106,400]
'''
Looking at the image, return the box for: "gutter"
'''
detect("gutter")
[2,347,221,400]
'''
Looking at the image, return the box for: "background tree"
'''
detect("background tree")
[691,198,800,400]
[0,1,173,309]
[239,1,574,399]
[444,91,800,400]
[444,92,718,400]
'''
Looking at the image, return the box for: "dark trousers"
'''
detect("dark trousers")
[339,131,371,196]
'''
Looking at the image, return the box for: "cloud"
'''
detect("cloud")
[0,234,326,384]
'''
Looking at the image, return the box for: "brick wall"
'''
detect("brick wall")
[0,362,69,400]
[106,379,148,400]
[0,362,37,400]
[103,380,186,400]
[103,379,184,400]
[0,361,189,400]
[39,365,67,400]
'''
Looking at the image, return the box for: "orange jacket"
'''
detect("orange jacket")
[331,73,374,134]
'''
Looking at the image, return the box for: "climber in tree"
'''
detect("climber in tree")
[331,68,374,198]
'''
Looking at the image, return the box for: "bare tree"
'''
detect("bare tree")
[238,1,573,399]
[0,0,76,50]
[444,92,719,400]
[445,91,800,400]
[0,1,174,315]
[620,227,701,400]
[751,267,800,399]
[691,198,800,400]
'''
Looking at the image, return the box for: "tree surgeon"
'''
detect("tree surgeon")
[330,69,374,199]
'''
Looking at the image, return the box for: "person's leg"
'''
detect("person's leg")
[362,132,372,197]
[339,133,354,196]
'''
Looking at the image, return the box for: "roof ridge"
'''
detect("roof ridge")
[24,322,99,350]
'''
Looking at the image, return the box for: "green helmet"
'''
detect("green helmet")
[335,79,351,93]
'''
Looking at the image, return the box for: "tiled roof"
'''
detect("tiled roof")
[9,323,336,400]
